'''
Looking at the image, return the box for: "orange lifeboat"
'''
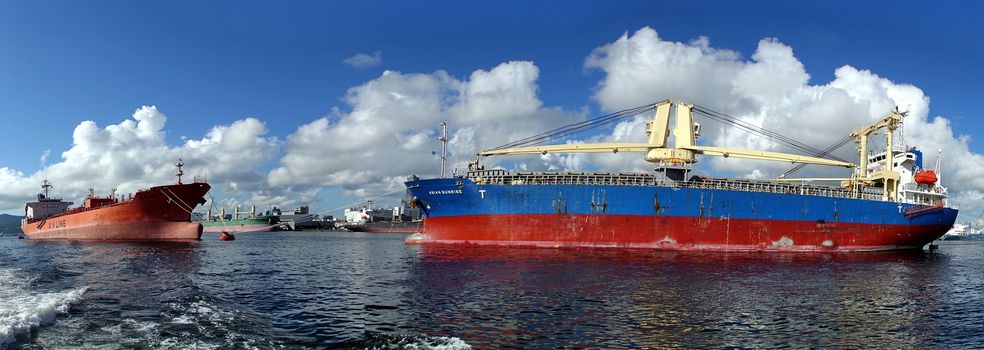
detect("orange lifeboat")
[915,170,938,185]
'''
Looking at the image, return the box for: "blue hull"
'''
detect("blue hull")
[405,177,956,251]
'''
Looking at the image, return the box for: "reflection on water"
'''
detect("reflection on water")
[408,246,966,348]
[1,233,982,349]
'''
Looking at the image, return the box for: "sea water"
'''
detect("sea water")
[1,232,982,348]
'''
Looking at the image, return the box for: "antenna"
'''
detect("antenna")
[439,121,449,178]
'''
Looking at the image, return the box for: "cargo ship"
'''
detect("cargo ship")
[343,220,422,233]
[21,160,211,241]
[405,100,957,251]
[202,217,281,233]
[342,197,423,233]
[200,205,281,233]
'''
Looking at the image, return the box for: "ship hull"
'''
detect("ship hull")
[22,182,210,242]
[405,178,958,252]
[23,220,203,242]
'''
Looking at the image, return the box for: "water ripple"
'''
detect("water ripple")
[1,233,983,348]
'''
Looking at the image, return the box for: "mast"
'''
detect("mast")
[41,180,52,199]
[936,149,943,178]
[175,158,185,185]
[439,121,449,178]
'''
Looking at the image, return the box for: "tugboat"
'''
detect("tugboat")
[21,160,211,241]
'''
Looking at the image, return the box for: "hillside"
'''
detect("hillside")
[0,213,22,234]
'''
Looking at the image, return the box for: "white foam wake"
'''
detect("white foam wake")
[364,333,472,350]
[0,267,88,349]
[408,336,472,350]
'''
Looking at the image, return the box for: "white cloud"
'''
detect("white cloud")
[343,51,382,68]
[39,149,50,167]
[4,27,979,221]
[584,27,984,217]
[0,106,279,212]
[269,61,584,197]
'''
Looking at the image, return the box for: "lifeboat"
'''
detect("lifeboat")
[219,231,236,241]
[915,170,938,185]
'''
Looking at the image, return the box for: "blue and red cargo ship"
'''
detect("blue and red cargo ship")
[405,100,957,251]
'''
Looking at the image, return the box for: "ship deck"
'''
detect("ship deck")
[465,170,885,201]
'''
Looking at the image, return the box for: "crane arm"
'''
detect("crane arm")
[849,111,902,138]
[773,177,852,182]
[478,143,654,156]
[682,145,855,168]
[478,143,854,168]
[476,100,856,170]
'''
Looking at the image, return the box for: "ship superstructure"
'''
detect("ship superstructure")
[405,100,956,251]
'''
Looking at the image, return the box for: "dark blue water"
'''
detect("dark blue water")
[1,232,983,349]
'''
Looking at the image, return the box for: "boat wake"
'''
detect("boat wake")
[92,295,290,349]
[0,267,87,349]
[338,332,472,349]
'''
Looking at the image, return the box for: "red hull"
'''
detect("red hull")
[22,182,210,242]
[408,214,949,252]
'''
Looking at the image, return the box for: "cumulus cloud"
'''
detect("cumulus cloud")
[5,27,979,220]
[0,106,278,212]
[584,27,984,213]
[39,149,50,167]
[269,61,584,197]
[343,51,382,68]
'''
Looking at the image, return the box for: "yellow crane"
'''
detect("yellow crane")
[475,99,910,199]
[848,109,905,198]
[479,99,854,168]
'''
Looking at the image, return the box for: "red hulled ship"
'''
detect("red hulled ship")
[21,160,211,241]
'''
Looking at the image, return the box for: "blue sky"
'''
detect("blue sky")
[1,0,982,215]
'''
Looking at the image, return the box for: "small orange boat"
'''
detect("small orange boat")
[914,170,938,185]
[21,160,211,241]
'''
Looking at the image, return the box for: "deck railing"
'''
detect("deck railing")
[466,170,883,201]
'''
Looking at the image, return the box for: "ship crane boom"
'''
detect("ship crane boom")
[477,100,854,168]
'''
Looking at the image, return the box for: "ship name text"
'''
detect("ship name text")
[428,190,463,195]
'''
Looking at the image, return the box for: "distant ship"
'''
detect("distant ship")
[200,205,281,233]
[343,220,421,233]
[201,217,281,233]
[406,100,956,251]
[942,222,984,241]
[21,160,210,241]
[342,197,422,233]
